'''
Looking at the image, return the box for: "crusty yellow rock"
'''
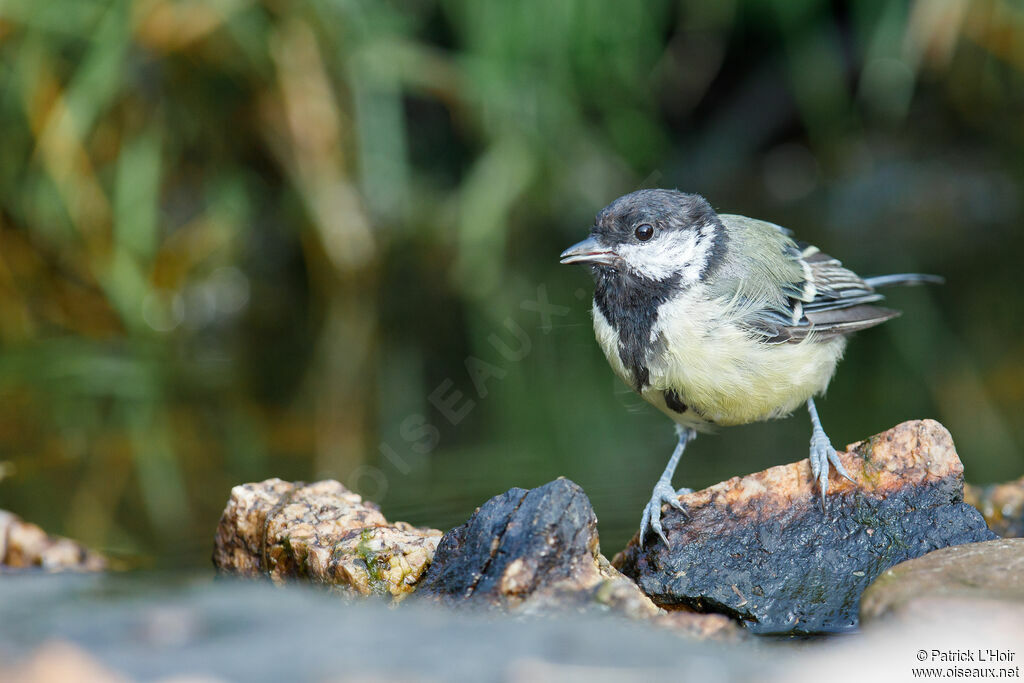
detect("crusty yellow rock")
[213,478,442,599]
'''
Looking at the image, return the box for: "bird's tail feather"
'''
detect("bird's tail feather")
[865,273,945,288]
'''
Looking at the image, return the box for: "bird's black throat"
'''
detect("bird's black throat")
[592,267,681,391]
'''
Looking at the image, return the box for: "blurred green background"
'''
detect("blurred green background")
[0,0,1022,567]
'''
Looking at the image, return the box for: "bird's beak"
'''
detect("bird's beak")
[559,236,617,266]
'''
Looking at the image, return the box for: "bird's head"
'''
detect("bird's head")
[560,189,724,286]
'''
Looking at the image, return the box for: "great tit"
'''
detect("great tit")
[560,189,941,547]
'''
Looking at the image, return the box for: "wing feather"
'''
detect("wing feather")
[715,216,901,344]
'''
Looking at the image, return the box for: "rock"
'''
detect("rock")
[781,601,1023,683]
[860,538,1024,624]
[416,478,741,638]
[1,573,1020,683]
[966,476,1024,538]
[0,511,106,572]
[0,574,766,681]
[212,477,741,638]
[0,641,127,683]
[417,479,655,614]
[212,478,442,599]
[654,611,748,642]
[613,420,996,634]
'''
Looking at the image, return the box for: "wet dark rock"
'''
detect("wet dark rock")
[966,476,1024,538]
[860,538,1024,625]
[417,478,741,638]
[213,478,442,599]
[417,478,655,614]
[613,420,996,635]
[0,510,106,573]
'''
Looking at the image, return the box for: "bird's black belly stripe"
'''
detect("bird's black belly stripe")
[664,389,688,413]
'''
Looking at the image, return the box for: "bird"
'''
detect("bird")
[560,189,941,547]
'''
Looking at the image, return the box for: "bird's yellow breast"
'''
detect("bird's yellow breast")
[593,291,846,429]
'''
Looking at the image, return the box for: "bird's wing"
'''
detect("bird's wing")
[714,215,899,344]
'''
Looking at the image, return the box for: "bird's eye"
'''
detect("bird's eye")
[634,224,654,241]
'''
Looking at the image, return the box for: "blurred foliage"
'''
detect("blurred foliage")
[0,0,1022,565]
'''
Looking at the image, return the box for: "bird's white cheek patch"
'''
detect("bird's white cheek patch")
[617,230,709,284]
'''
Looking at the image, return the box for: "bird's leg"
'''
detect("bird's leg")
[639,425,697,548]
[806,397,855,510]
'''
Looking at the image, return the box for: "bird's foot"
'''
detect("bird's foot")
[809,430,855,511]
[639,480,686,548]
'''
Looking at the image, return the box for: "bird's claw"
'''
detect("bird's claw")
[809,431,854,511]
[639,480,686,548]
